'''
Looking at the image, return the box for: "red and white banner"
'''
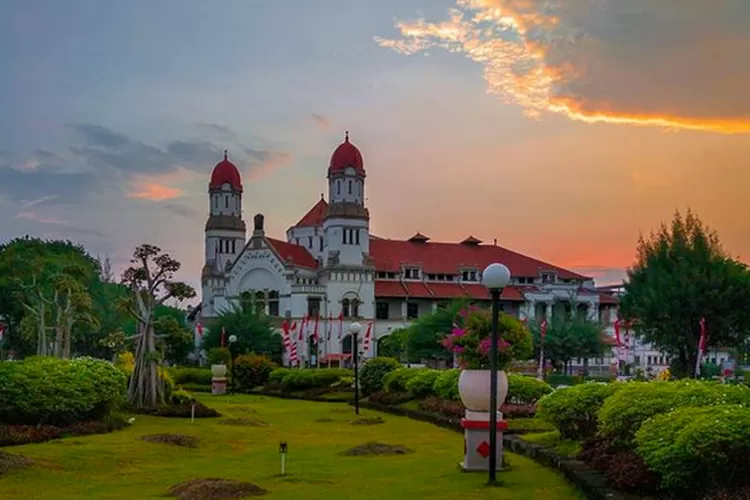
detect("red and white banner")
[195,321,204,338]
[0,323,4,342]
[337,312,344,340]
[540,319,548,341]
[696,317,708,376]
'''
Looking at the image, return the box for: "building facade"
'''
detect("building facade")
[190,134,624,366]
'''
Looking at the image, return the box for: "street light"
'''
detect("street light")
[482,263,511,485]
[228,334,238,394]
[350,322,362,415]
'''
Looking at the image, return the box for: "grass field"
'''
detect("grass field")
[0,394,583,499]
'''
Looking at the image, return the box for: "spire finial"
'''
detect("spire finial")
[345,130,349,142]
[223,149,228,161]
[320,192,324,200]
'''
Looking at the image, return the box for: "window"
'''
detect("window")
[404,267,421,280]
[337,181,341,194]
[342,298,350,318]
[225,196,229,208]
[295,238,300,245]
[348,180,352,194]
[541,272,555,283]
[351,298,360,317]
[255,291,266,314]
[355,229,360,245]
[407,302,419,319]
[342,230,347,244]
[214,196,218,208]
[308,237,313,249]
[461,270,478,281]
[376,302,389,320]
[268,291,279,316]
[231,240,236,253]
[307,297,321,317]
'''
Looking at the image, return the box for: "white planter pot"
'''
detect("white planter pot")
[458,369,509,412]
[211,364,227,378]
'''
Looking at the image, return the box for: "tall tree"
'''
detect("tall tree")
[401,300,469,363]
[203,304,282,363]
[529,316,609,374]
[120,244,195,409]
[620,210,750,377]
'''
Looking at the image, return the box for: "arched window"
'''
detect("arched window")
[225,195,229,208]
[337,181,341,195]
[342,298,350,318]
[255,291,266,314]
[351,298,360,318]
[319,236,324,252]
[348,180,352,194]
[268,291,279,316]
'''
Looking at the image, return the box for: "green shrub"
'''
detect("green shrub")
[507,374,553,406]
[280,368,351,392]
[359,357,401,396]
[269,367,292,384]
[169,367,212,386]
[433,369,460,401]
[0,356,128,426]
[546,374,584,387]
[536,382,620,440]
[171,388,196,406]
[383,368,425,393]
[232,354,275,390]
[598,380,750,447]
[636,405,750,492]
[406,369,441,398]
[207,347,231,365]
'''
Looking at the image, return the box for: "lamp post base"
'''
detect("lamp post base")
[459,410,507,472]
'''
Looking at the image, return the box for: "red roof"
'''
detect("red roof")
[329,132,365,176]
[369,239,588,280]
[294,197,328,227]
[267,238,318,269]
[374,281,526,301]
[599,293,619,305]
[209,151,242,192]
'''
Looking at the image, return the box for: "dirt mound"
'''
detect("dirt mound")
[220,418,267,427]
[167,478,267,499]
[142,434,200,448]
[349,417,384,425]
[0,451,33,475]
[231,406,257,414]
[342,442,413,456]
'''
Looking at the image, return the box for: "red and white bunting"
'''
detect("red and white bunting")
[362,321,373,353]
[195,321,204,338]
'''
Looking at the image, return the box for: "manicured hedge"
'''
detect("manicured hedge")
[636,405,750,493]
[279,368,351,392]
[0,356,128,426]
[384,367,425,393]
[433,369,460,401]
[168,367,213,386]
[232,354,275,390]
[536,382,621,440]
[406,369,441,398]
[269,367,292,384]
[507,374,553,406]
[359,357,401,396]
[598,380,750,446]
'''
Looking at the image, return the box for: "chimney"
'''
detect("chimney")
[493,238,497,246]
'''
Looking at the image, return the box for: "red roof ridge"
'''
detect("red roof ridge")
[292,197,328,228]
[266,237,318,269]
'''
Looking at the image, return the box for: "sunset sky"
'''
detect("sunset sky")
[2,0,749,293]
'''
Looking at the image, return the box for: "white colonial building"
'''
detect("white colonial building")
[189,133,626,367]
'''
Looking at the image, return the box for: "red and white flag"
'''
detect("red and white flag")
[220,327,226,348]
[195,321,204,338]
[289,321,299,366]
[299,315,308,342]
[540,319,548,342]
[362,321,373,353]
[695,317,708,376]
[0,323,4,342]
[327,314,333,341]
[282,320,291,350]
[337,312,344,340]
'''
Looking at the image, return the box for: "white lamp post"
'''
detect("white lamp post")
[350,322,362,415]
[481,263,511,484]
[228,334,238,394]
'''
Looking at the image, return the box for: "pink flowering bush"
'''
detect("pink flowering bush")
[442,306,533,370]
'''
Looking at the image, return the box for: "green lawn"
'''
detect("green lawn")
[1,394,583,499]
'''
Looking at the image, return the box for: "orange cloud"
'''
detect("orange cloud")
[127,167,197,201]
[375,0,750,134]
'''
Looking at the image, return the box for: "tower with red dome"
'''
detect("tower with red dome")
[202,150,246,317]
[322,131,371,268]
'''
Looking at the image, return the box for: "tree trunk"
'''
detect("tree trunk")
[128,317,164,410]
[37,302,47,356]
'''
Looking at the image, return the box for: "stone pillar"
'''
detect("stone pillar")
[588,301,598,321]
[401,300,408,320]
[460,410,507,472]
[545,302,553,320]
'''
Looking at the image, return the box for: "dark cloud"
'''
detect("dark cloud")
[196,122,236,139]
[34,149,59,160]
[166,140,223,166]
[0,165,100,204]
[67,124,131,149]
[163,202,200,218]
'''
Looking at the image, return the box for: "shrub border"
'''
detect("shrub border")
[357,400,637,500]
[249,389,352,403]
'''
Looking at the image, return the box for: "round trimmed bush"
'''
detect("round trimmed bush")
[507,374,553,406]
[433,369,460,401]
[598,380,750,447]
[383,368,424,393]
[169,367,213,386]
[269,367,292,384]
[536,382,620,440]
[636,405,750,492]
[232,353,275,390]
[280,368,351,392]
[359,357,401,396]
[0,356,128,426]
[406,369,441,398]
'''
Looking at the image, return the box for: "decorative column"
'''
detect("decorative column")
[461,410,508,472]
[545,301,553,320]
